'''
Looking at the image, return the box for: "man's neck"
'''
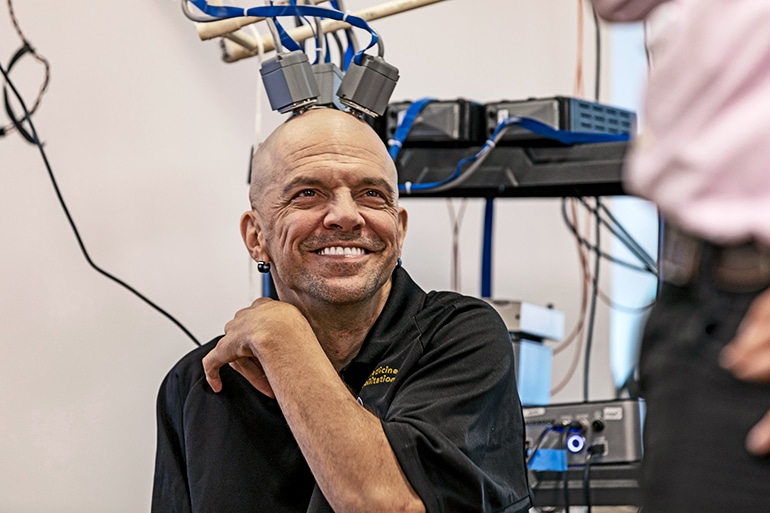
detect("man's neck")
[300,285,391,371]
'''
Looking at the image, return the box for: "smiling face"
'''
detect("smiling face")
[242,109,408,310]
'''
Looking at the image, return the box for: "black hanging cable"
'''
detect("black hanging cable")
[583,197,601,402]
[582,450,594,512]
[2,0,51,140]
[561,198,655,275]
[527,425,559,466]
[0,62,201,347]
[596,200,657,272]
[2,44,37,142]
[575,196,657,274]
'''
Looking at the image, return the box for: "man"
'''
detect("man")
[592,1,770,511]
[152,108,532,513]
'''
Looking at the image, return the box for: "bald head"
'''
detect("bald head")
[249,109,397,212]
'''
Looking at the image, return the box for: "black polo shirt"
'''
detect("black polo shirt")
[152,267,531,513]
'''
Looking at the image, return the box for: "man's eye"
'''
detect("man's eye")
[297,189,316,198]
[364,190,382,198]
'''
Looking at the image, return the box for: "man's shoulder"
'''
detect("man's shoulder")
[161,336,222,390]
[423,289,501,319]
[415,290,511,352]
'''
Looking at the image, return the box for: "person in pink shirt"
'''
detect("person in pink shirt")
[593,0,770,510]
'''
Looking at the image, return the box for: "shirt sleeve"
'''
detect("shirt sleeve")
[151,365,193,513]
[380,298,531,513]
[590,0,670,22]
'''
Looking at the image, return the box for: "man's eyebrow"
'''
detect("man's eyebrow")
[280,176,326,197]
[358,177,397,198]
[280,175,397,198]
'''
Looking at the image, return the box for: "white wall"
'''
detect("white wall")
[0,1,639,511]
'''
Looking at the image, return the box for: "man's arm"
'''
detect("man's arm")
[202,298,425,513]
[720,288,770,455]
[152,368,193,513]
[590,0,670,22]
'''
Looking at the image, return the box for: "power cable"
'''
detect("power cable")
[583,197,601,402]
[0,62,201,347]
[593,6,601,101]
[2,0,50,140]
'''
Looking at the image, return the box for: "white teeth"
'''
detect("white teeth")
[319,246,365,256]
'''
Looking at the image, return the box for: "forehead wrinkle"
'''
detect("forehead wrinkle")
[249,111,398,209]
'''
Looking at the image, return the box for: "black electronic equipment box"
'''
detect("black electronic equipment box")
[382,98,486,145]
[485,96,636,143]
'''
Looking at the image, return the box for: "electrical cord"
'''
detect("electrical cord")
[551,199,590,396]
[2,0,51,141]
[187,0,383,65]
[582,443,606,513]
[553,197,603,401]
[574,0,585,98]
[388,97,435,160]
[564,198,659,312]
[561,197,658,275]
[528,422,585,511]
[592,5,601,101]
[446,198,468,292]
[583,197,601,402]
[328,0,358,70]
[527,425,559,467]
[553,198,590,357]
[0,62,201,347]
[180,0,216,22]
[329,29,344,67]
[583,449,593,512]
[595,200,657,272]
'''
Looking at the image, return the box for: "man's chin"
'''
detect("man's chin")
[308,275,390,305]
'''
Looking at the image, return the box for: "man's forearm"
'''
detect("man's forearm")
[260,335,425,513]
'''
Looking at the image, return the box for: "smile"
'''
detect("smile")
[317,246,367,256]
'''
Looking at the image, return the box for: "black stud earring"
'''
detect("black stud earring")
[257,261,271,273]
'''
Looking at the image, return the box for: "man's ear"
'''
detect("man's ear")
[397,207,408,253]
[240,210,267,262]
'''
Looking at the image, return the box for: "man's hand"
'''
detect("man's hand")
[202,298,312,399]
[720,288,770,455]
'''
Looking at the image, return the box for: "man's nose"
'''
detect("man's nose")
[323,194,364,231]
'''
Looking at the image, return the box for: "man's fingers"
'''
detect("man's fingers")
[720,290,770,381]
[202,354,224,392]
[746,409,770,456]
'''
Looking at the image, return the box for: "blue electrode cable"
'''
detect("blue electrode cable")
[387,97,436,160]
[187,0,380,64]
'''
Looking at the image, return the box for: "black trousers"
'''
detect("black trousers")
[639,274,770,511]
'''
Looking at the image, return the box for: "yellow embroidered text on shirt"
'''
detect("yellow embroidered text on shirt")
[362,365,399,387]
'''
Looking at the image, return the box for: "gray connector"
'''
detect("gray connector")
[336,54,399,117]
[260,50,319,113]
[312,62,344,110]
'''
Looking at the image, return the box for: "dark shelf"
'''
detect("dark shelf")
[531,462,642,507]
[395,141,630,198]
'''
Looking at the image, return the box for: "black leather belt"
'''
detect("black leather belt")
[661,225,770,293]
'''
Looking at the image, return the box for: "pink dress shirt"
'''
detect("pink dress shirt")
[593,0,770,246]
